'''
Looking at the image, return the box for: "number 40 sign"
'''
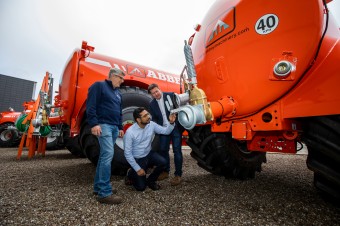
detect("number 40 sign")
[255,14,279,35]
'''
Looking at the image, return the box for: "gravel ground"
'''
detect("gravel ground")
[0,147,339,226]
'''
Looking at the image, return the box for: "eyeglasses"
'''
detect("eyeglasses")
[115,75,124,81]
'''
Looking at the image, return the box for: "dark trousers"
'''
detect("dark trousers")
[128,151,166,191]
[159,126,183,176]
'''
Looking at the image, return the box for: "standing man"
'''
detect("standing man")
[148,83,184,186]
[87,68,125,205]
[124,107,176,191]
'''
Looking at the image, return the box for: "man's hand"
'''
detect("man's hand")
[118,130,124,137]
[169,113,176,124]
[91,125,101,136]
[137,169,146,176]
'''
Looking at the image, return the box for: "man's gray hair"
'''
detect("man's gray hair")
[109,68,125,78]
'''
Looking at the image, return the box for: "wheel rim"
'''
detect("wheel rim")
[1,130,12,141]
[115,106,136,150]
[47,136,57,143]
[235,140,253,155]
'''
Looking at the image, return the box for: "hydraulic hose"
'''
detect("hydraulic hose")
[15,114,29,132]
[40,126,52,137]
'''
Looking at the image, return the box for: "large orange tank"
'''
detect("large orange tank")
[56,41,180,136]
[175,0,340,200]
[52,41,181,174]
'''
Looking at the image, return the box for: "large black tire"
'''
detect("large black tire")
[302,115,340,200]
[46,125,66,150]
[80,86,152,175]
[187,125,266,179]
[61,124,85,157]
[0,123,21,148]
[65,135,86,157]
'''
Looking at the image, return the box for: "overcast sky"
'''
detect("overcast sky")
[0,0,339,99]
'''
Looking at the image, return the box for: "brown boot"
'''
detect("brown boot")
[93,189,117,196]
[157,172,169,181]
[97,195,123,205]
[170,176,181,186]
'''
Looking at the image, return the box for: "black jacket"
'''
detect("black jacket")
[86,80,123,129]
[149,92,184,132]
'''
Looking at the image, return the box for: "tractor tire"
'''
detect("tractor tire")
[0,123,21,148]
[80,86,152,175]
[65,135,85,157]
[302,115,340,200]
[46,125,66,150]
[46,136,60,150]
[187,125,266,179]
[46,137,60,151]
[62,124,85,157]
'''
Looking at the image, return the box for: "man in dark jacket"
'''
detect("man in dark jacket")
[87,68,125,205]
[148,83,184,186]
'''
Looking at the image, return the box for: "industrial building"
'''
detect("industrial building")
[0,74,36,112]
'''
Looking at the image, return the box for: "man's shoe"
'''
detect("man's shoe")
[170,176,181,186]
[157,172,169,181]
[97,195,123,205]
[125,168,133,186]
[148,182,161,191]
[93,189,117,196]
[125,176,133,186]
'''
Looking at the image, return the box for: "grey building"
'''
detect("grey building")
[0,74,36,112]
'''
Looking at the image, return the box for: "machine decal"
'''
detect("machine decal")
[112,63,180,84]
[205,7,236,47]
[206,27,249,54]
[208,20,229,43]
[126,64,146,78]
[255,14,279,35]
[147,70,180,84]
[84,54,179,84]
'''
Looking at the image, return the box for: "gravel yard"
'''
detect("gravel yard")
[0,147,339,225]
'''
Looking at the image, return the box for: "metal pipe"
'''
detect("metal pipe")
[184,40,197,85]
[210,97,237,119]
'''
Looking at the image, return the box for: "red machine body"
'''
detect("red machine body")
[41,41,182,174]
[0,102,34,147]
[55,42,181,138]
[176,0,340,199]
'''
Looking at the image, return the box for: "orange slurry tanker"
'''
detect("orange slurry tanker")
[0,110,22,147]
[172,0,340,200]
[21,41,181,174]
[2,102,64,149]
[0,102,34,147]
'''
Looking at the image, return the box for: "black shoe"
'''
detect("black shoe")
[125,168,133,186]
[125,176,133,186]
[148,182,161,191]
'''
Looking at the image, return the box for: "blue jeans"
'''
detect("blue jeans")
[159,126,183,176]
[128,151,166,191]
[94,124,118,198]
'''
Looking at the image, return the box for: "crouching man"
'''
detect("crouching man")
[123,107,176,191]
